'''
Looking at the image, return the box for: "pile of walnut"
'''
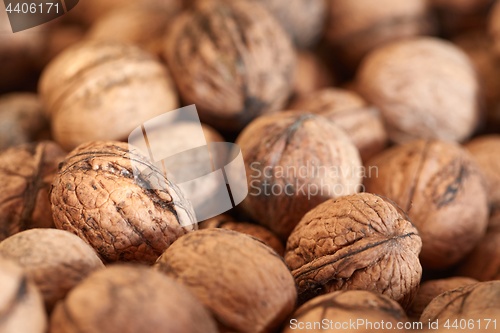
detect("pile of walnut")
[1,0,500,332]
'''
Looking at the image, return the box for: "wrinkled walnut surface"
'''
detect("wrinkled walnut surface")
[364,139,489,269]
[50,264,217,333]
[0,228,104,312]
[0,141,66,241]
[50,141,196,264]
[357,37,480,143]
[285,192,422,308]
[163,0,295,131]
[155,228,297,333]
[237,112,362,240]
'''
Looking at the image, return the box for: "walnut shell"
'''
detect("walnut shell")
[290,88,388,161]
[0,141,66,241]
[0,256,47,333]
[283,290,408,333]
[155,228,297,333]
[50,141,196,264]
[292,51,335,98]
[285,192,422,308]
[364,139,489,269]
[236,112,362,240]
[491,1,500,57]
[50,264,217,333]
[163,0,295,131]
[39,40,178,150]
[0,229,104,312]
[0,93,49,151]
[357,37,481,144]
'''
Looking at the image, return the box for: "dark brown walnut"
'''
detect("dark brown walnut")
[250,0,326,48]
[357,37,481,144]
[155,228,297,333]
[163,0,296,131]
[285,192,422,308]
[491,1,500,57]
[39,40,179,151]
[324,0,433,67]
[292,51,336,99]
[50,264,217,333]
[290,88,388,161]
[420,281,500,323]
[364,140,489,269]
[282,290,408,333]
[50,141,196,264]
[0,141,66,241]
[0,256,47,333]
[407,276,477,320]
[200,214,285,256]
[0,229,105,312]
[236,112,362,240]
[0,93,49,151]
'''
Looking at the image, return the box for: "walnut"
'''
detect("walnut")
[290,88,388,161]
[50,264,217,333]
[50,141,196,264]
[39,40,178,151]
[0,141,66,241]
[163,0,296,131]
[0,93,49,151]
[155,228,297,333]
[420,281,500,323]
[236,112,362,240]
[407,277,477,320]
[357,37,481,144]
[285,192,422,308]
[0,256,47,333]
[292,51,335,99]
[490,1,500,57]
[364,139,489,269]
[324,0,433,67]
[283,290,408,333]
[200,214,285,256]
[0,229,104,312]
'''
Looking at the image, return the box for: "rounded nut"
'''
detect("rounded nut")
[0,141,66,241]
[364,139,489,269]
[490,1,500,57]
[236,112,362,240]
[39,40,178,150]
[357,37,481,143]
[283,290,408,333]
[0,229,105,312]
[50,264,217,333]
[0,256,47,333]
[163,0,295,131]
[155,228,297,333]
[290,88,388,161]
[285,192,422,308]
[50,141,196,264]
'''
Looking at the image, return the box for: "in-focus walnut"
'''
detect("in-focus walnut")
[407,276,477,320]
[0,93,49,151]
[163,0,296,131]
[421,281,500,323]
[155,228,297,333]
[324,0,433,67]
[292,51,336,99]
[290,88,388,161]
[357,37,481,144]
[39,40,179,151]
[285,192,422,308]
[0,256,47,333]
[200,214,285,256]
[283,290,408,333]
[50,141,196,264]
[364,139,489,269]
[50,264,217,333]
[490,1,500,56]
[0,229,104,312]
[0,141,66,241]
[236,112,362,240]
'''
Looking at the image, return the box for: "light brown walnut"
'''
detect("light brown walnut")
[285,192,422,308]
[50,141,196,264]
